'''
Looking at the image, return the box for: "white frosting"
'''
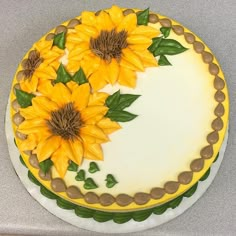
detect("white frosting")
[59,32,217,195]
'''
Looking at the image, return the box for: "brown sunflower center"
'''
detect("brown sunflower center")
[90,29,128,62]
[22,50,43,78]
[47,103,82,140]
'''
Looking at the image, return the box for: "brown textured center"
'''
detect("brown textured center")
[89,29,128,62]
[47,103,82,140]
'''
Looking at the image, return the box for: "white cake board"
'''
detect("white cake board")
[5,101,228,234]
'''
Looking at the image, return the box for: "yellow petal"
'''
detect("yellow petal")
[122,47,144,71]
[34,40,52,52]
[20,75,38,93]
[66,139,83,165]
[66,81,78,92]
[128,43,151,51]
[74,24,98,38]
[120,58,140,71]
[36,135,61,162]
[80,125,109,143]
[131,25,159,38]
[19,106,38,119]
[71,83,90,111]
[31,97,51,119]
[134,50,158,67]
[127,35,152,45]
[50,83,72,106]
[81,11,96,26]
[66,33,84,44]
[51,147,69,178]
[88,92,108,106]
[68,42,90,59]
[37,79,54,95]
[81,106,108,122]
[18,118,46,131]
[19,133,38,151]
[89,70,108,91]
[108,5,124,26]
[106,59,119,84]
[83,143,103,160]
[34,64,57,80]
[116,13,137,33]
[118,67,137,88]
[80,54,101,77]
[97,117,121,134]
[96,11,114,31]
[34,96,59,113]
[17,125,49,135]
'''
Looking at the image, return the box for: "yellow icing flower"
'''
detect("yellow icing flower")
[17,81,121,177]
[66,5,159,91]
[19,39,64,93]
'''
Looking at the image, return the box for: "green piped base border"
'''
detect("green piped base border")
[19,153,218,224]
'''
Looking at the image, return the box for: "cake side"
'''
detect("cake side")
[10,6,229,212]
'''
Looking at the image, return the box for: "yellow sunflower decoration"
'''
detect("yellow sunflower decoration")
[17,81,121,177]
[66,5,159,91]
[18,39,64,93]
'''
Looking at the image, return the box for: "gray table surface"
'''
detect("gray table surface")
[0,0,236,235]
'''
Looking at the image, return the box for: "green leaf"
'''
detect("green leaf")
[105,174,118,188]
[88,162,100,173]
[159,38,186,49]
[105,110,137,122]
[75,169,85,181]
[39,159,53,175]
[132,209,152,222]
[105,90,120,108]
[183,183,198,198]
[158,55,172,66]
[168,195,183,209]
[84,178,98,189]
[14,138,17,147]
[53,32,66,49]
[153,46,188,57]
[160,27,171,38]
[153,204,168,215]
[19,155,27,168]
[15,89,35,108]
[137,8,149,26]
[113,212,132,224]
[56,197,76,210]
[213,152,219,163]
[72,67,88,85]
[67,161,78,172]
[54,63,72,84]
[28,171,41,186]
[148,37,163,53]
[74,206,95,218]
[40,185,58,199]
[93,211,113,222]
[200,168,210,181]
[115,94,140,111]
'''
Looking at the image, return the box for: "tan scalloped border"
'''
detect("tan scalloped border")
[11,7,229,210]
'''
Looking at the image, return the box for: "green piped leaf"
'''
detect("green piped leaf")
[105,174,118,188]
[67,161,78,172]
[14,138,17,147]
[159,38,187,49]
[93,211,113,222]
[75,206,95,218]
[105,110,137,122]
[54,63,72,84]
[57,197,76,210]
[39,159,53,175]
[28,171,41,186]
[168,195,183,209]
[105,90,121,108]
[75,170,85,181]
[213,152,219,163]
[15,89,35,108]
[153,46,188,57]
[115,94,140,110]
[158,55,172,66]
[19,155,27,168]
[183,183,198,198]
[153,204,168,215]
[84,178,98,189]
[148,37,163,53]
[132,209,152,222]
[113,212,132,224]
[160,27,171,38]
[137,8,149,26]
[88,162,100,174]
[200,168,210,181]
[72,67,88,85]
[53,32,65,49]
[40,185,58,199]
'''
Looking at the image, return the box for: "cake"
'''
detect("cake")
[10,6,229,223]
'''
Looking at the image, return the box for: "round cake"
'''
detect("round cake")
[10,6,229,223]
